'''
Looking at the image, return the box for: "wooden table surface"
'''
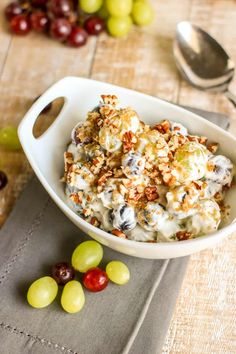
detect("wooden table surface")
[1,0,236,353]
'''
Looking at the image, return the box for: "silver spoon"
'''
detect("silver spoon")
[173,21,236,107]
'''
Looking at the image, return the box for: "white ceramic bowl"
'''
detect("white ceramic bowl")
[18,77,236,259]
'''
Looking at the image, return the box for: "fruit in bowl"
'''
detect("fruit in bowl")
[63,94,234,244]
[18,77,236,259]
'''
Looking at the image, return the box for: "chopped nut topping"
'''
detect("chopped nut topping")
[207,142,219,153]
[63,94,233,244]
[176,231,193,241]
[82,208,92,217]
[97,170,113,186]
[64,152,73,172]
[99,105,117,119]
[145,186,159,201]
[90,217,100,227]
[111,229,127,238]
[163,173,176,186]
[119,184,128,196]
[153,120,171,134]
[187,135,207,145]
[101,94,118,106]
[127,188,142,205]
[122,131,137,153]
[69,193,82,204]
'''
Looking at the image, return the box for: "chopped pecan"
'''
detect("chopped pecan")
[101,94,118,106]
[145,186,159,201]
[199,136,207,145]
[187,135,207,145]
[127,188,142,205]
[163,173,176,186]
[214,191,223,202]
[158,162,170,172]
[90,156,105,174]
[176,231,193,241]
[64,152,73,172]
[122,131,137,153]
[111,229,127,238]
[168,151,174,161]
[97,170,113,186]
[207,162,215,172]
[207,142,219,153]
[92,157,101,166]
[82,208,92,217]
[90,217,100,227]
[168,134,187,152]
[153,120,171,134]
[69,193,82,204]
[113,168,124,178]
[192,181,202,190]
[99,105,117,119]
[119,184,128,196]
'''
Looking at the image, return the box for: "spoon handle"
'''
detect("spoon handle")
[225,90,236,108]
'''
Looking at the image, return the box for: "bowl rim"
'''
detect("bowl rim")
[18,76,236,252]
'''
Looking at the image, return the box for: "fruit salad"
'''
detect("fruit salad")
[63,95,234,242]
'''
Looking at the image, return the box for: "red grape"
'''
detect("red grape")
[10,15,31,35]
[84,16,104,35]
[67,26,88,47]
[47,0,73,18]
[51,262,75,285]
[5,2,23,21]
[50,18,71,41]
[0,171,8,190]
[31,0,49,6]
[30,11,49,32]
[82,267,109,292]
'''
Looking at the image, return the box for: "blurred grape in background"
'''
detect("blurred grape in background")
[4,0,154,46]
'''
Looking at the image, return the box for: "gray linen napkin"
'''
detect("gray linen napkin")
[0,108,229,354]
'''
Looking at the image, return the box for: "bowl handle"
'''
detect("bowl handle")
[18,77,75,148]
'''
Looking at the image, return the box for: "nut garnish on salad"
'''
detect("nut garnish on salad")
[63,95,234,242]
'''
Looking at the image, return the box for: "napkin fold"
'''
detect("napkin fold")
[0,107,228,354]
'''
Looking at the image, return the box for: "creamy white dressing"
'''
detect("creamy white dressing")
[64,101,234,241]
[127,225,156,242]
[186,199,221,235]
[170,121,188,136]
[110,204,137,231]
[137,202,169,232]
[206,155,234,186]
[166,185,200,219]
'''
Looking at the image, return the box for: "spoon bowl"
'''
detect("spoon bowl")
[174,21,236,106]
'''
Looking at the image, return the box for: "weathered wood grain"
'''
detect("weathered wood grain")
[164,1,236,353]
[0,0,236,352]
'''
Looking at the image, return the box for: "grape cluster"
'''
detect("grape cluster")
[4,0,154,47]
[27,240,130,313]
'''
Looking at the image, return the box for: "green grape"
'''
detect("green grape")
[27,276,58,309]
[107,16,132,38]
[131,1,154,26]
[106,0,133,17]
[0,126,21,150]
[174,142,208,183]
[106,261,130,285]
[97,3,109,19]
[79,0,103,14]
[71,240,103,273]
[61,280,85,313]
